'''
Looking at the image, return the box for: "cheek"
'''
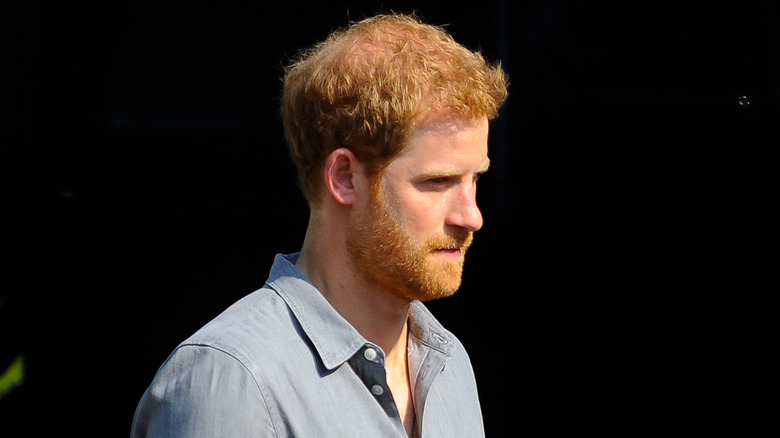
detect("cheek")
[390,193,448,239]
[381,174,449,238]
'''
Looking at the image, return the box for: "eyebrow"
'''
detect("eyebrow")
[415,158,491,180]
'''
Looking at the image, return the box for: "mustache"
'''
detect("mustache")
[425,229,474,252]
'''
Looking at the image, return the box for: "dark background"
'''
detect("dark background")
[9,0,779,436]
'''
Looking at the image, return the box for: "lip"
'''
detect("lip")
[433,248,463,257]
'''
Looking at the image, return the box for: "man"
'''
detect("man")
[131,12,507,437]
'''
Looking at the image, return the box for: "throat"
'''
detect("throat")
[388,358,416,437]
[385,325,416,437]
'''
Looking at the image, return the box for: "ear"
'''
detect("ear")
[324,147,364,205]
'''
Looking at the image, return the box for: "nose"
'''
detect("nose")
[446,184,483,232]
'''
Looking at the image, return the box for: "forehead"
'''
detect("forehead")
[391,116,490,170]
[412,114,486,135]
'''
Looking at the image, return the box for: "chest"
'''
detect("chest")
[258,355,482,437]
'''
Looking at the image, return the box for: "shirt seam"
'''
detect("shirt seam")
[178,343,282,437]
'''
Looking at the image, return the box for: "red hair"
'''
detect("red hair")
[282,13,509,205]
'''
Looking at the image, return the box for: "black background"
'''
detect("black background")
[10,0,779,436]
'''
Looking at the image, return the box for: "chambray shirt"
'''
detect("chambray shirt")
[130,253,484,437]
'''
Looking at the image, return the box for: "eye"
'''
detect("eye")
[415,176,455,192]
[425,177,452,190]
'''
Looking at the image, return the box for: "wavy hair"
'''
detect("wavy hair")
[281,13,509,205]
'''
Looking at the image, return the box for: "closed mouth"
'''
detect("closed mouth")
[433,247,463,256]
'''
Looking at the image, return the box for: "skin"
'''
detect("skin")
[295,115,490,437]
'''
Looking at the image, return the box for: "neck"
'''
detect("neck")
[296,213,413,356]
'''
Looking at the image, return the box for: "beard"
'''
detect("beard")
[346,184,474,302]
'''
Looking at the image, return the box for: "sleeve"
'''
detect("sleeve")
[130,344,277,438]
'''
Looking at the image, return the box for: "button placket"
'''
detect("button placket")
[361,346,386,398]
[347,345,399,418]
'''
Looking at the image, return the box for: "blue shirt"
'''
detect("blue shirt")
[131,253,484,437]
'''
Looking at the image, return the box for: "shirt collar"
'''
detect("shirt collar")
[408,301,455,357]
[264,253,455,370]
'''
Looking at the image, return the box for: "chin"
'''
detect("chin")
[409,268,463,302]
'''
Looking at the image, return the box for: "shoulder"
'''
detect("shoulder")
[140,285,313,399]
[132,341,278,437]
[408,302,485,436]
[181,287,298,360]
[131,287,298,437]
[146,285,301,391]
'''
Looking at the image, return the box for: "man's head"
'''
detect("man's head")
[282,13,508,301]
[281,13,508,205]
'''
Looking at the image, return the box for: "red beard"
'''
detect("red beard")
[347,184,473,302]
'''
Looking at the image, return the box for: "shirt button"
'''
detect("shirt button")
[364,348,378,361]
[371,384,384,396]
